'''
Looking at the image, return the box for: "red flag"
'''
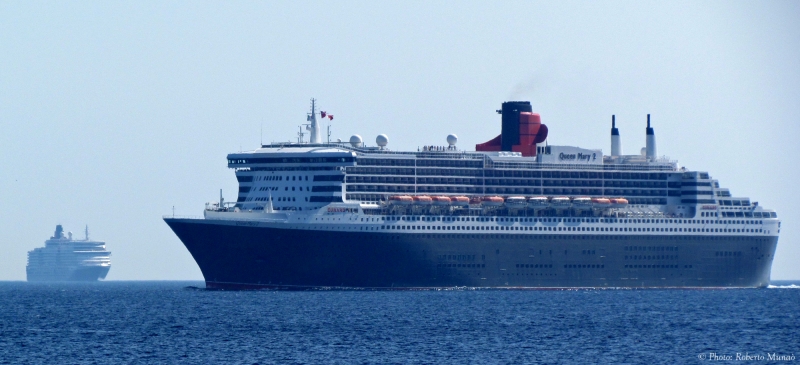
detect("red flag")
[328,115,334,120]
[320,111,327,119]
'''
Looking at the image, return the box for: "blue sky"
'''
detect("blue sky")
[1,1,798,280]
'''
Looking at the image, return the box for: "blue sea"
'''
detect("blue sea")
[1,281,798,364]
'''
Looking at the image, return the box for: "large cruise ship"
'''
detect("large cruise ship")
[165,100,780,289]
[27,225,111,282]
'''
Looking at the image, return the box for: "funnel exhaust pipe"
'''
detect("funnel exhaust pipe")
[645,114,656,160]
[611,115,622,157]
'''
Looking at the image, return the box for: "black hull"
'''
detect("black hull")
[165,218,777,289]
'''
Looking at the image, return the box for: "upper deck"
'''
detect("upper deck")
[217,100,775,221]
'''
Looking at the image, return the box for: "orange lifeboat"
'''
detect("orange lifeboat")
[389,195,413,205]
[591,197,611,207]
[450,196,470,206]
[482,196,504,206]
[413,195,433,205]
[610,198,629,207]
[432,196,452,206]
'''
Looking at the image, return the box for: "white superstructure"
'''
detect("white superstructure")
[202,101,780,242]
[26,225,111,282]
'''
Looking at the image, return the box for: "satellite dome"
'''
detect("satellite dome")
[376,134,389,147]
[447,134,458,146]
[350,135,363,147]
[640,147,647,156]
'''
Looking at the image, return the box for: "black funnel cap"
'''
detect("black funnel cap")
[500,101,532,151]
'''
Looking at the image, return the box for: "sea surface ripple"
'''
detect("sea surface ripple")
[0,281,798,364]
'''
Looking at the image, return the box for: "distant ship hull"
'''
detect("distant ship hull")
[26,265,110,282]
[166,218,777,289]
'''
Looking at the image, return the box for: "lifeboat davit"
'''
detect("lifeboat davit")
[432,196,451,205]
[482,196,504,206]
[610,198,629,208]
[551,196,571,208]
[527,196,549,209]
[450,196,470,206]
[572,197,592,211]
[389,195,413,205]
[469,196,483,205]
[413,195,433,205]
[591,197,611,208]
[505,196,527,209]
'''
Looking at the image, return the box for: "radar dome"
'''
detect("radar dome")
[640,147,647,156]
[376,134,389,147]
[447,134,458,146]
[350,135,363,147]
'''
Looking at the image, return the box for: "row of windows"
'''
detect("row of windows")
[229,157,355,165]
[382,215,763,226]
[437,263,485,268]
[416,159,483,168]
[625,255,678,260]
[314,175,345,182]
[624,265,682,269]
[379,234,769,242]
[720,199,751,206]
[346,167,679,181]
[240,175,286,182]
[345,176,670,188]
[681,191,714,196]
[346,167,415,176]
[582,250,596,255]
[357,158,415,166]
[379,224,764,234]
[245,196,299,202]
[715,251,742,257]
[683,172,710,179]
[345,186,671,198]
[723,211,775,218]
[244,167,341,172]
[309,196,343,203]
[311,185,342,192]
[437,254,479,261]
[240,175,312,184]
[681,182,712,187]
[564,264,604,269]
[625,246,679,251]
[681,199,717,204]
[357,158,485,168]
[490,171,671,180]
[516,264,554,268]
[348,185,417,193]
[379,224,762,233]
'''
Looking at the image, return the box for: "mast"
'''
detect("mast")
[85,225,89,240]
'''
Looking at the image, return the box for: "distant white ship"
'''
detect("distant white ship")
[26,225,111,282]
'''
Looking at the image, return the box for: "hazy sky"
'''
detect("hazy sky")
[1,1,798,280]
